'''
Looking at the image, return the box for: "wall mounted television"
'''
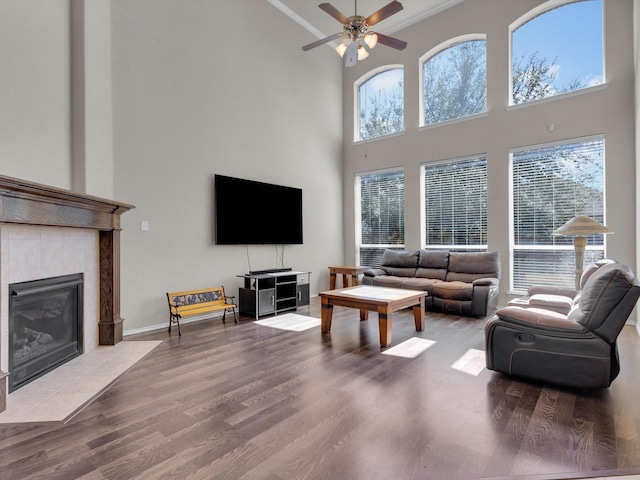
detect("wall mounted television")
[215,174,303,245]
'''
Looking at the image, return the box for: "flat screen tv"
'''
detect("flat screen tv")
[215,174,303,245]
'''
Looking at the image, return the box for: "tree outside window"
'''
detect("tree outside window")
[358,68,404,141]
[422,39,487,126]
[512,0,603,104]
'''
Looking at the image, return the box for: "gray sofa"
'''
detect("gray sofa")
[362,249,500,316]
[485,260,640,389]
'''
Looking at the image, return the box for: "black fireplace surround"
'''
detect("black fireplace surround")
[9,274,83,392]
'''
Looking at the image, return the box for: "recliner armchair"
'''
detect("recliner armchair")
[485,260,640,389]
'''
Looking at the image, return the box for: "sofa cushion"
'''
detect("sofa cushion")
[431,281,473,301]
[529,294,574,310]
[400,277,441,292]
[446,252,500,283]
[370,276,406,289]
[579,258,617,289]
[569,263,635,336]
[416,250,449,280]
[381,249,419,277]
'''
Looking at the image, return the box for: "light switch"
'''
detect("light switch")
[141,220,149,231]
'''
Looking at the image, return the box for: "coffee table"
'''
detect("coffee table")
[319,285,427,347]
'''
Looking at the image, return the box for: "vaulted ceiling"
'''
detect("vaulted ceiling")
[270,0,465,47]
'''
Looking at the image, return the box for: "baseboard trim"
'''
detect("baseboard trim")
[123,311,226,337]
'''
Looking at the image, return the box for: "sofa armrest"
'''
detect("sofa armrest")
[496,306,586,332]
[472,277,498,287]
[471,281,500,316]
[528,285,578,298]
[363,268,386,277]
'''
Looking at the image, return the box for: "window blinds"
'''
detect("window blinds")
[511,137,605,291]
[423,156,487,250]
[357,169,405,266]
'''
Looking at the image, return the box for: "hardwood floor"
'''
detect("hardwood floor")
[1,297,640,479]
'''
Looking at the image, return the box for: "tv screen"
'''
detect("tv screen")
[215,175,303,245]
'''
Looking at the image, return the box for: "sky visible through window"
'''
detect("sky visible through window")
[359,69,403,110]
[513,0,603,89]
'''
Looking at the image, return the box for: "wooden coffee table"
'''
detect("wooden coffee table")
[319,285,426,347]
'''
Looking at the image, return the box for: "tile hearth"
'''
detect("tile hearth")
[0,340,161,424]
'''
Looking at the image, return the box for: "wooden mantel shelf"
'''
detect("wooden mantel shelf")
[0,174,135,345]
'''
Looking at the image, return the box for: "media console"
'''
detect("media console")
[238,269,311,319]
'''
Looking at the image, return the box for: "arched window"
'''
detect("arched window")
[420,36,487,127]
[511,0,603,105]
[356,66,404,142]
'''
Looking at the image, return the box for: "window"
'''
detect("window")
[357,67,404,141]
[422,157,487,250]
[421,37,487,126]
[355,169,405,267]
[511,137,605,292]
[511,0,603,105]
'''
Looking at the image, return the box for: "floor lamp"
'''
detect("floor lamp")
[553,215,614,289]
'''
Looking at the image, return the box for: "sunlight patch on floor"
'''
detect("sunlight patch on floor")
[382,337,436,358]
[451,348,486,376]
[255,313,320,331]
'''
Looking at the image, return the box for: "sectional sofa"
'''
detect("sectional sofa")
[362,249,500,316]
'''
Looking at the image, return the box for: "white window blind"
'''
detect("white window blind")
[422,156,487,250]
[511,137,605,292]
[356,169,405,267]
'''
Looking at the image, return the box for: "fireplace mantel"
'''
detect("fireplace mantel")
[0,175,135,345]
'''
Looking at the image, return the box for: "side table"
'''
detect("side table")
[328,266,370,290]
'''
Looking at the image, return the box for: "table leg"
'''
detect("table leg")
[413,299,425,331]
[321,302,333,333]
[329,272,336,290]
[359,309,369,321]
[378,311,392,347]
[352,274,359,286]
[342,273,348,288]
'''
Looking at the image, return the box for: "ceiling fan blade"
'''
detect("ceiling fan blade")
[318,3,350,25]
[345,41,358,67]
[375,32,407,50]
[365,0,403,27]
[302,32,341,51]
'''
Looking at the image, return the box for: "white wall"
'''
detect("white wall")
[111,0,344,331]
[342,0,636,311]
[0,0,72,189]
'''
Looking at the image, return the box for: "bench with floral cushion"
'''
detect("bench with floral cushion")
[166,286,237,335]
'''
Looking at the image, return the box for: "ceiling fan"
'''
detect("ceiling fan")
[302,0,408,67]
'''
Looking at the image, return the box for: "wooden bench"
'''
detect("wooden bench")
[166,286,237,335]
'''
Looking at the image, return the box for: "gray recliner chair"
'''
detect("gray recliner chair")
[485,261,640,389]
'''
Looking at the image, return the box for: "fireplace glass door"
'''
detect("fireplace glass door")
[9,273,83,392]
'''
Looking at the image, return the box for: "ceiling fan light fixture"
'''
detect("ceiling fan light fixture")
[340,30,352,45]
[357,44,369,60]
[301,1,407,66]
[364,32,378,49]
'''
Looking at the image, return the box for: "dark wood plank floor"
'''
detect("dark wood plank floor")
[1,297,640,479]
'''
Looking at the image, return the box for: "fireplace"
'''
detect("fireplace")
[9,274,84,392]
[0,175,134,412]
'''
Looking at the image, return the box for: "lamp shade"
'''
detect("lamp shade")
[357,44,369,60]
[364,32,378,49]
[553,215,614,236]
